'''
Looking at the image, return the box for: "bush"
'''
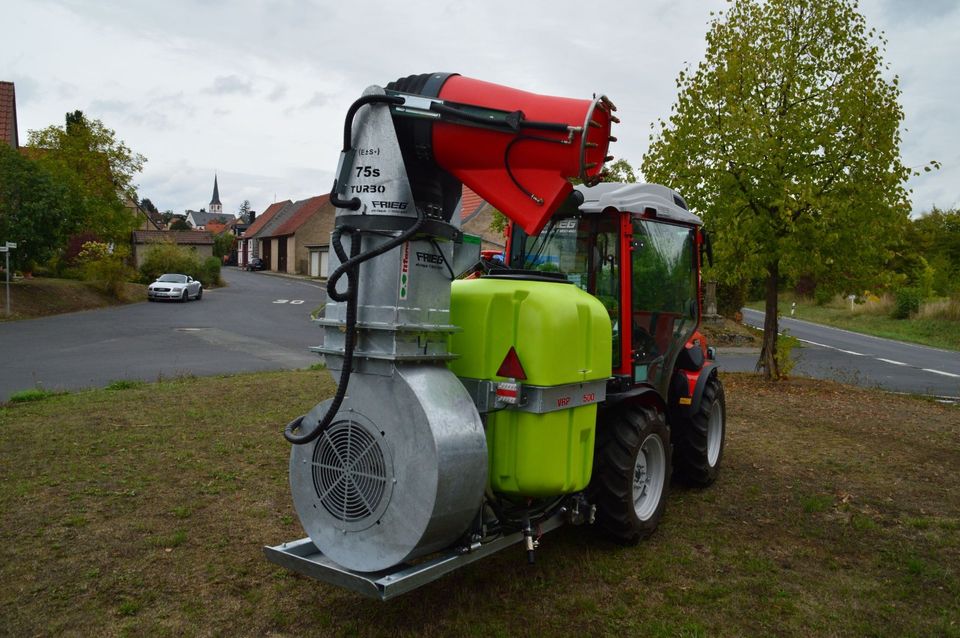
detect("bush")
[892,287,922,319]
[200,256,222,287]
[776,331,800,378]
[139,242,219,287]
[78,241,134,299]
[716,281,746,319]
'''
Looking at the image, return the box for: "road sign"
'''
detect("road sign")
[0,247,7,253]
[5,242,15,248]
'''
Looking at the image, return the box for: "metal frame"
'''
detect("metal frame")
[264,513,565,600]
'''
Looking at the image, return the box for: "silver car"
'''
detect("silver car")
[147,273,203,302]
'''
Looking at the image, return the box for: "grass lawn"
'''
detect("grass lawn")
[748,295,960,351]
[0,277,147,321]
[1,370,958,636]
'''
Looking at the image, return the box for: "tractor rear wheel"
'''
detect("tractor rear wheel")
[592,404,671,544]
[672,375,726,487]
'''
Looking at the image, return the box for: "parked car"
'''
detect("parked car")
[147,273,203,302]
[246,258,266,271]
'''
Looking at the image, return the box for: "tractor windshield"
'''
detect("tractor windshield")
[515,213,621,366]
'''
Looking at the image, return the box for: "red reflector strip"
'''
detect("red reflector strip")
[496,382,519,405]
[496,346,527,380]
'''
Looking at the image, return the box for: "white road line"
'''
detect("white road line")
[798,338,833,349]
[799,339,865,357]
[741,308,958,354]
[922,368,960,378]
[877,358,908,366]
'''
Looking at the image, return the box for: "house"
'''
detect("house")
[0,81,18,148]
[239,199,291,267]
[258,194,334,276]
[186,209,235,230]
[131,230,214,269]
[460,186,506,252]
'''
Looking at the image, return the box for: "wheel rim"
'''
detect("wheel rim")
[633,433,666,521]
[707,401,723,467]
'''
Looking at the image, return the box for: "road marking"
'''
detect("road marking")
[837,349,865,356]
[273,299,305,304]
[742,308,959,354]
[290,300,304,305]
[877,358,908,366]
[273,299,288,304]
[922,368,960,378]
[798,338,832,349]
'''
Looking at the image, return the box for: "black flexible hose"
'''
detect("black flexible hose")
[340,94,405,152]
[284,210,426,445]
[284,230,362,445]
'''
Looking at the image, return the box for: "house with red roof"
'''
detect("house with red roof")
[460,186,506,252]
[239,199,291,267]
[256,194,334,276]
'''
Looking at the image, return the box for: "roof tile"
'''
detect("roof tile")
[243,200,292,237]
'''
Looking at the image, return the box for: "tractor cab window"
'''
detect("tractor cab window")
[631,219,698,387]
[517,213,621,366]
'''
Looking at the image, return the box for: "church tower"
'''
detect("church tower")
[209,175,222,214]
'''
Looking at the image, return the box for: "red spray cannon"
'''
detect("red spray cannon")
[384,73,617,235]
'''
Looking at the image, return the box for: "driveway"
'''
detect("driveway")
[720,308,960,399]
[0,269,327,401]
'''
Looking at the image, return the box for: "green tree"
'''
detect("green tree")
[642,0,930,378]
[27,111,146,244]
[237,199,251,220]
[910,207,960,296]
[140,198,159,216]
[170,218,191,231]
[213,232,236,259]
[0,144,76,269]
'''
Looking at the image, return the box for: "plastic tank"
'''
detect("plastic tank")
[449,278,612,496]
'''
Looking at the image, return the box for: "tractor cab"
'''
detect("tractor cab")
[507,182,706,400]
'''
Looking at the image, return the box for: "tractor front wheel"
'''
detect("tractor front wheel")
[673,375,726,487]
[592,404,671,544]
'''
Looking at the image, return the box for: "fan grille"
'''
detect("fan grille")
[312,420,387,523]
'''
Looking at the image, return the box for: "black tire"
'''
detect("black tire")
[181,290,188,303]
[196,287,203,300]
[672,375,726,487]
[591,404,671,544]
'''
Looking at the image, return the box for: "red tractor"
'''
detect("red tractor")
[266,73,726,598]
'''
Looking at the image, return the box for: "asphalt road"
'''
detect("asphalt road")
[719,308,960,399]
[5,274,958,402]
[0,269,327,401]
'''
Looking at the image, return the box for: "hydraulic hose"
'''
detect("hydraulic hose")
[284,208,426,445]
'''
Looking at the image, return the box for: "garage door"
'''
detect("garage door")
[310,250,320,277]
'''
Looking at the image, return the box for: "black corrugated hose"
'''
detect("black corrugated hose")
[284,209,425,445]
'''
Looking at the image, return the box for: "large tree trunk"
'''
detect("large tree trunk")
[757,260,780,379]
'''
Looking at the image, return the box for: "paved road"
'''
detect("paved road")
[0,269,328,401]
[719,308,960,399]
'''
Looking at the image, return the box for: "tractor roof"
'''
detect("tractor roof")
[575,182,702,227]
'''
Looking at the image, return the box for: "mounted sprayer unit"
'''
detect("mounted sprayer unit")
[277,73,614,575]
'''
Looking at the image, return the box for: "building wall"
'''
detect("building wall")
[293,202,335,276]
[132,243,213,269]
[269,238,279,271]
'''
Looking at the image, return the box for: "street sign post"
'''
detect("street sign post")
[1,242,12,316]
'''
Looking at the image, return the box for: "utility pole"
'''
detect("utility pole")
[2,242,16,316]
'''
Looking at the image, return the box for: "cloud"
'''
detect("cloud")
[204,75,253,96]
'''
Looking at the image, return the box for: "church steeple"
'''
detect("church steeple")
[210,175,222,214]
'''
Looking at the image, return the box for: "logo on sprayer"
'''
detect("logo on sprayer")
[399,242,410,300]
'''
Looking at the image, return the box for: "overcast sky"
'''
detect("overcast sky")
[4,0,957,218]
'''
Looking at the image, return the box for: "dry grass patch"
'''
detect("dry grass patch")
[0,277,146,321]
[1,371,958,636]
